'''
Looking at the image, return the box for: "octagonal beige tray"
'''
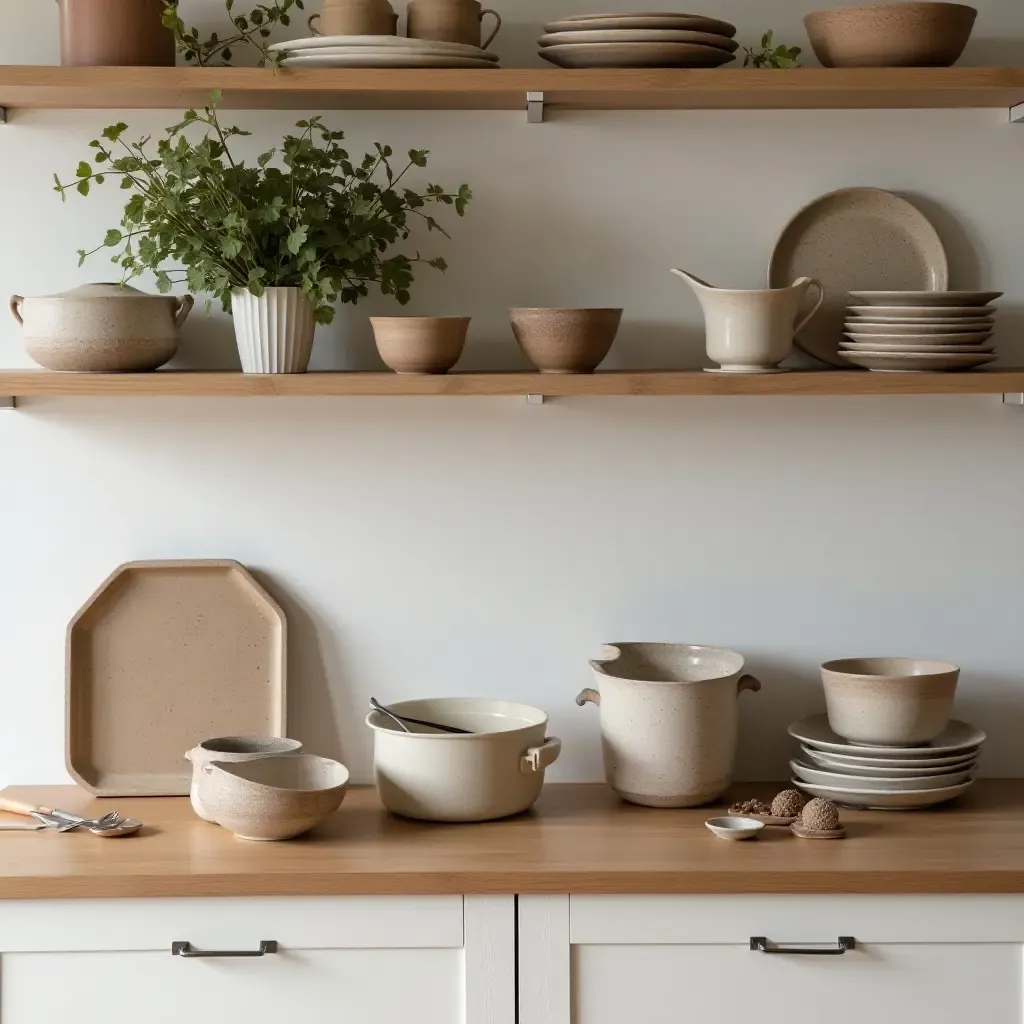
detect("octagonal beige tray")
[66,560,287,796]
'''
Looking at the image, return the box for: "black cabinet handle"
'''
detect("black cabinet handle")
[172,940,278,958]
[750,936,855,955]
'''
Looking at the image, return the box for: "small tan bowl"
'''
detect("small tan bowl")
[369,316,470,374]
[509,307,622,373]
[199,754,349,841]
[804,3,977,68]
[821,657,960,746]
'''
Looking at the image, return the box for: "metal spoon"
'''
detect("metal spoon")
[90,817,142,838]
[368,697,472,735]
[369,697,411,733]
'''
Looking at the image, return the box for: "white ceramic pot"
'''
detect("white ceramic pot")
[365,697,561,822]
[578,643,761,807]
[185,736,303,822]
[230,287,315,374]
[671,270,825,373]
[821,657,960,745]
[10,283,192,372]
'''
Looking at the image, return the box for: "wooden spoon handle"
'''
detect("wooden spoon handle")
[0,797,51,818]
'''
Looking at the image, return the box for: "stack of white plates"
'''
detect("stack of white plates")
[788,714,985,809]
[842,289,1002,372]
[539,12,738,67]
[272,35,499,68]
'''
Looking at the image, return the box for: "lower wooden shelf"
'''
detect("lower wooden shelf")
[2,369,1024,399]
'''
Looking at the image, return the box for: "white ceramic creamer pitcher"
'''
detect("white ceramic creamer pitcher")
[577,643,761,807]
[671,269,824,373]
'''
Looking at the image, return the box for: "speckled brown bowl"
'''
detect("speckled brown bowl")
[509,307,622,374]
[804,3,977,67]
[369,316,470,374]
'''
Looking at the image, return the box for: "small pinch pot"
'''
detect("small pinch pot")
[369,316,470,374]
[509,307,623,374]
[198,754,349,841]
[578,643,761,808]
[821,657,960,746]
[10,283,193,372]
[185,736,303,823]
[803,3,977,68]
[366,697,561,822]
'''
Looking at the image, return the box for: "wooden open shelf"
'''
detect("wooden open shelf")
[1,66,1024,116]
[3,370,1024,399]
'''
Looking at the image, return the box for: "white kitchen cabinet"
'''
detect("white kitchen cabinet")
[519,894,1024,1024]
[0,895,513,1024]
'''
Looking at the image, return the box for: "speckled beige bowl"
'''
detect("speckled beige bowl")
[821,658,960,746]
[199,754,349,840]
[369,316,470,374]
[804,3,977,68]
[509,307,622,373]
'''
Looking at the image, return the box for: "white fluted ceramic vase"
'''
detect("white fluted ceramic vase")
[231,287,315,374]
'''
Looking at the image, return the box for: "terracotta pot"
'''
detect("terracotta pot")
[509,307,622,373]
[804,3,977,68]
[406,0,501,48]
[369,316,469,373]
[309,0,398,36]
[57,0,175,66]
[10,283,192,372]
[578,643,761,807]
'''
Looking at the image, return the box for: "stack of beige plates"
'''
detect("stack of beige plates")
[842,289,1002,371]
[539,11,738,67]
[788,714,984,810]
[272,35,498,68]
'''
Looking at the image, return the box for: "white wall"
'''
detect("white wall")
[2,0,1024,786]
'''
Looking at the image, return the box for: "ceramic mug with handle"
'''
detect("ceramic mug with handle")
[406,0,501,48]
[308,0,398,36]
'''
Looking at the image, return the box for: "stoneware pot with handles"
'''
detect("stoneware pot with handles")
[308,0,399,37]
[366,697,561,822]
[577,643,761,807]
[406,0,501,48]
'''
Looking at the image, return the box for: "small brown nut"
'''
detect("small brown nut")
[802,797,840,831]
[770,789,806,818]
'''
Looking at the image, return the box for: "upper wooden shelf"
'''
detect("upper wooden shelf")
[2,369,1024,399]
[1,66,1024,115]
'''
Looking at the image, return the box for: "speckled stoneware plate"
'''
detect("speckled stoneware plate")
[847,305,996,319]
[801,746,978,776]
[545,13,737,35]
[539,40,734,66]
[66,560,287,796]
[538,28,738,50]
[848,290,1002,306]
[841,342,995,355]
[790,715,985,758]
[791,760,975,792]
[792,778,974,810]
[768,187,948,367]
[800,743,979,771]
[843,319,994,335]
[841,351,996,371]
[270,34,492,55]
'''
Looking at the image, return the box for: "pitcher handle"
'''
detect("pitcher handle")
[480,9,501,48]
[794,278,825,336]
[576,688,600,706]
[174,294,194,328]
[521,736,561,774]
[737,673,761,696]
[307,12,321,34]
[9,295,24,326]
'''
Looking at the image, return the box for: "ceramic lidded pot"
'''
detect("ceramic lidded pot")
[578,643,761,807]
[185,736,303,822]
[10,283,193,372]
[57,0,175,66]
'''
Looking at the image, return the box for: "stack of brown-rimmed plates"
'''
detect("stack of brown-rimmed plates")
[539,11,738,67]
[841,289,1002,371]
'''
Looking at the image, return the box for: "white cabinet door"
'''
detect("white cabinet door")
[0,895,513,1024]
[520,895,1024,1024]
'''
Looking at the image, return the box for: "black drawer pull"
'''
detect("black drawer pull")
[172,940,278,958]
[750,936,855,955]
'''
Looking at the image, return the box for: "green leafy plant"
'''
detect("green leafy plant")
[161,0,303,67]
[743,30,801,69]
[53,93,472,324]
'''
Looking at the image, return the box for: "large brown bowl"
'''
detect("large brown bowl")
[509,307,622,374]
[804,3,977,67]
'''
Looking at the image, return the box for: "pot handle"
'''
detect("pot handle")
[576,688,600,706]
[480,8,502,48]
[521,736,561,774]
[174,294,195,328]
[9,295,24,326]
[307,12,321,33]
[738,674,762,696]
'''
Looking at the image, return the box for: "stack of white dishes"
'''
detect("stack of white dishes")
[538,12,738,67]
[842,289,1002,371]
[272,35,499,67]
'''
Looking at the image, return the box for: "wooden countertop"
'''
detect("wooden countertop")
[1,782,1023,899]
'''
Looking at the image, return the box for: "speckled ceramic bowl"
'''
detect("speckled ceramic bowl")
[509,307,622,373]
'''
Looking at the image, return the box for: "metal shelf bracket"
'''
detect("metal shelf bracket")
[1002,393,1024,406]
[1010,103,1024,124]
[525,393,545,405]
[526,92,544,124]
[0,397,15,410]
